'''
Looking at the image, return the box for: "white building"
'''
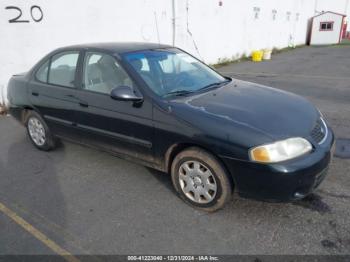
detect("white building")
[309,11,347,45]
[1,0,350,105]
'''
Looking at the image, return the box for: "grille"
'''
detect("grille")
[311,118,327,144]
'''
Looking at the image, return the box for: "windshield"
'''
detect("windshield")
[123,48,228,97]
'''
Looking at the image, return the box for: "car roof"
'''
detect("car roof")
[57,42,173,54]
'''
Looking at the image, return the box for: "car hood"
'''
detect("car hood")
[170,79,319,141]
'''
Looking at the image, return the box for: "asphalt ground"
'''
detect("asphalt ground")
[0,45,349,258]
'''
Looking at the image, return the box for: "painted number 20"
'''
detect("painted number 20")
[5,6,43,23]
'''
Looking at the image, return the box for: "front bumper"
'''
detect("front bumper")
[221,129,335,202]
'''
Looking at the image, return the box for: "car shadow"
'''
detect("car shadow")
[146,168,176,193]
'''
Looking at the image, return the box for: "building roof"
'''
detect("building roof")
[312,11,347,19]
[57,42,172,54]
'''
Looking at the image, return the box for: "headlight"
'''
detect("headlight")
[249,137,312,163]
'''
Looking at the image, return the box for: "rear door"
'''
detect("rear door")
[28,50,82,138]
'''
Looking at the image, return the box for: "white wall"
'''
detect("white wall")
[0,0,173,105]
[310,13,344,45]
[0,0,349,105]
[174,0,315,64]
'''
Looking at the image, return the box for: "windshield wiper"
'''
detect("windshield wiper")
[198,80,231,92]
[164,79,231,97]
[163,90,194,97]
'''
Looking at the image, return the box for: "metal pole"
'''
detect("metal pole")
[172,0,176,46]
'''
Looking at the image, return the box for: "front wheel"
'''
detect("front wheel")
[25,111,57,151]
[171,147,233,212]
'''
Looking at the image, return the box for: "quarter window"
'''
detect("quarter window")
[320,22,333,31]
[48,51,79,88]
[83,52,134,95]
[35,60,49,83]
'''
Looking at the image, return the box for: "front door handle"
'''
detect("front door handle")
[79,102,89,107]
[32,92,39,96]
[65,94,89,108]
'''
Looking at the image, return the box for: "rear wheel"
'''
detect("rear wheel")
[171,147,233,212]
[25,111,56,151]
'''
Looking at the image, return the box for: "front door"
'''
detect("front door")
[74,51,154,164]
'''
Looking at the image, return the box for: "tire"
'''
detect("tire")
[25,111,57,151]
[171,147,233,212]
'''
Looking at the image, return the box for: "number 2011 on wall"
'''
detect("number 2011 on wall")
[5,5,43,23]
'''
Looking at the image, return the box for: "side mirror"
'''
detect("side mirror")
[110,86,143,102]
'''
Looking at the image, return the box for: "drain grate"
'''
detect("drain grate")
[334,139,350,159]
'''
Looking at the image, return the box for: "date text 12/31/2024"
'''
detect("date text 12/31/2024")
[127,256,219,261]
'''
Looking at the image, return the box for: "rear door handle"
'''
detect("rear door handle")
[32,92,39,96]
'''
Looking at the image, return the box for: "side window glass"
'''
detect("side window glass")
[35,60,49,83]
[83,52,134,94]
[48,51,79,88]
